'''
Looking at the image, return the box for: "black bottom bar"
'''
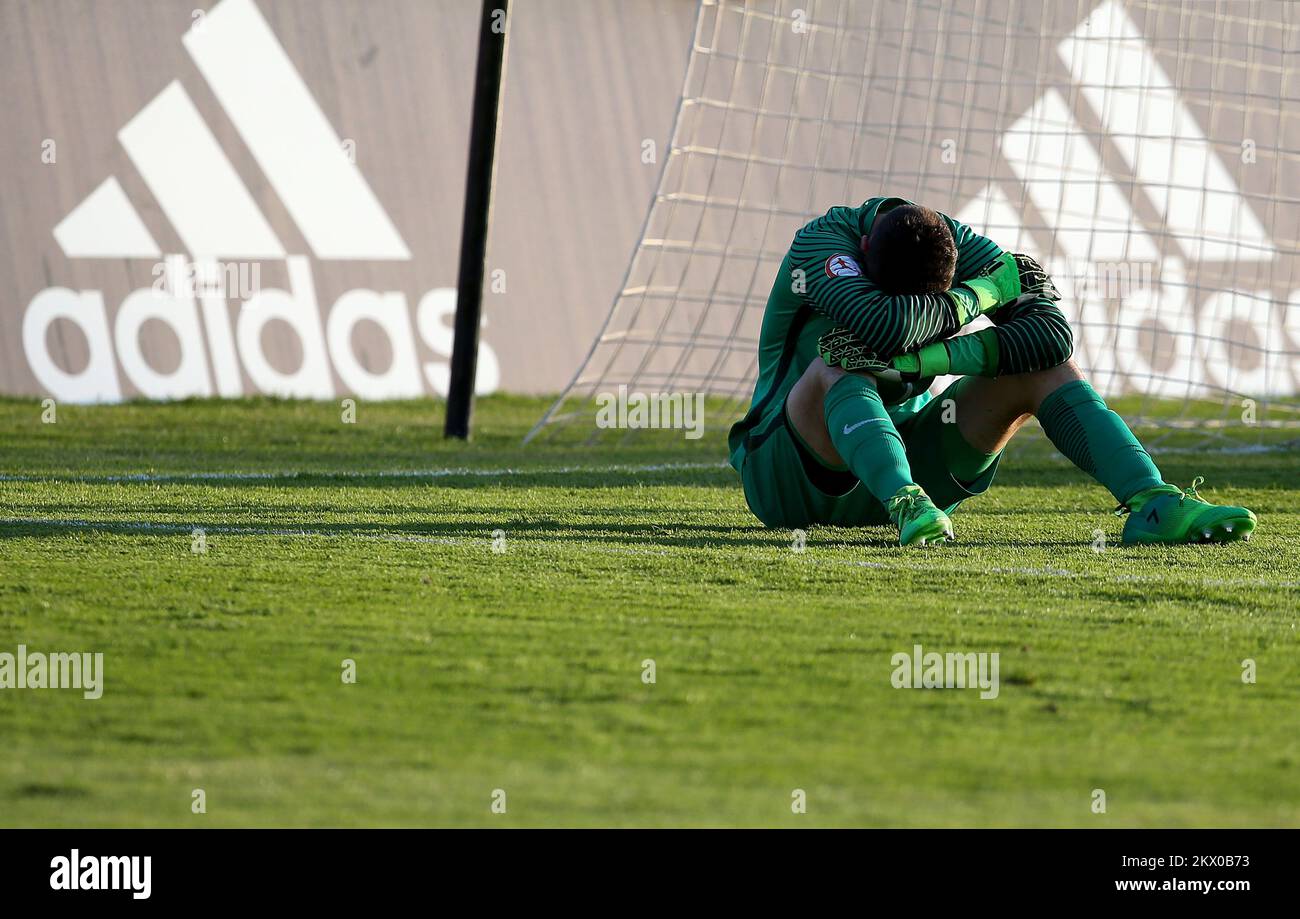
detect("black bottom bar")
[0,828,1285,905]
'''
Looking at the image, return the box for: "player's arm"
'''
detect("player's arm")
[889,215,1073,379]
[982,292,1074,374]
[947,214,1004,282]
[790,224,1006,360]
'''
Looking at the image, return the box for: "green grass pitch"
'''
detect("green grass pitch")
[1,395,1297,827]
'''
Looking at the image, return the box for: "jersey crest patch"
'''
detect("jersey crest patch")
[824,253,862,278]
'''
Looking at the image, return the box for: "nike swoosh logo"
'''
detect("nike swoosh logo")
[842,419,884,435]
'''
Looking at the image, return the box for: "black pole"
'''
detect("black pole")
[445,1,509,439]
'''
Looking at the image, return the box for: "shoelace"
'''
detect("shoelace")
[1113,476,1207,517]
[888,492,924,521]
[1181,475,1206,505]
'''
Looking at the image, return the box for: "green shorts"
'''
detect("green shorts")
[739,378,1001,528]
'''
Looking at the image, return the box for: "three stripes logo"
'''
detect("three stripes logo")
[54,0,409,262]
[26,0,498,403]
[954,0,1298,399]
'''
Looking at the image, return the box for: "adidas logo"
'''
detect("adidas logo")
[25,0,498,403]
[955,0,1299,400]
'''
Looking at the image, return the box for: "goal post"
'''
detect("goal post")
[447,1,510,440]
[528,0,1299,447]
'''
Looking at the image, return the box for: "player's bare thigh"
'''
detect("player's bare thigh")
[785,359,856,466]
[786,355,1088,463]
[952,359,1085,454]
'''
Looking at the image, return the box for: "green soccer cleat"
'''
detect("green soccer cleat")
[1118,476,1257,545]
[887,485,954,547]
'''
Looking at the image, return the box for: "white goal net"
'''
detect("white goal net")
[528,0,1299,445]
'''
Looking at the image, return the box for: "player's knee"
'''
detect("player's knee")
[1020,360,1085,413]
[795,359,850,402]
[1032,357,1081,380]
[993,362,1078,415]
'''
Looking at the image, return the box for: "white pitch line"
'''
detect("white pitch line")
[0,461,732,485]
[1,442,1290,486]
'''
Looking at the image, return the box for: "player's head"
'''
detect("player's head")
[862,204,956,295]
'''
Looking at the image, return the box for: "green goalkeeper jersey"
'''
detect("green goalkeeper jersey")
[727,196,1073,473]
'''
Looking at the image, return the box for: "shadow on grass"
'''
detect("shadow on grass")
[6,440,1295,492]
[0,464,740,491]
[0,515,787,550]
[0,516,1118,552]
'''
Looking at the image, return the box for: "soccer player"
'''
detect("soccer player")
[727,197,1258,546]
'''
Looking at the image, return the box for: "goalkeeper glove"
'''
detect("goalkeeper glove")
[819,328,951,381]
[891,330,1002,380]
[967,252,1061,310]
[876,341,950,382]
[821,327,1002,383]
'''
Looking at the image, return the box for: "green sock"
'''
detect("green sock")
[824,374,915,503]
[1037,379,1163,504]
